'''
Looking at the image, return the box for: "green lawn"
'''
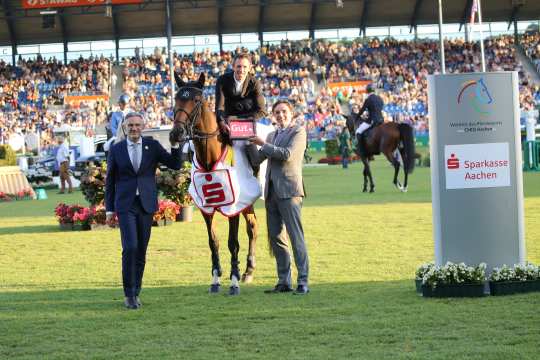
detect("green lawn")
[1,161,539,359]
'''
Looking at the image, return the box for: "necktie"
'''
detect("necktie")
[131,143,140,172]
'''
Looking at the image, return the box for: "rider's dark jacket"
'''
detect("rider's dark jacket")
[215,71,267,123]
[359,93,384,126]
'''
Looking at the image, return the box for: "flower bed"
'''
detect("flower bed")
[0,188,35,202]
[418,262,487,298]
[54,203,117,230]
[489,263,540,296]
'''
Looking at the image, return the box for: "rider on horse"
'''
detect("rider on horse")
[215,53,267,136]
[355,83,385,157]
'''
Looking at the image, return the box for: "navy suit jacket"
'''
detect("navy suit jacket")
[359,93,384,125]
[105,136,182,214]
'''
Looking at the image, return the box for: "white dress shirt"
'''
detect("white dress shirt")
[56,142,70,165]
[234,76,244,94]
[127,137,142,195]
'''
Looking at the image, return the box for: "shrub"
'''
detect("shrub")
[156,162,192,206]
[80,162,106,206]
[0,145,17,166]
[324,139,339,158]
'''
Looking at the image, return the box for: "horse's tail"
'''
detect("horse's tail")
[398,123,415,174]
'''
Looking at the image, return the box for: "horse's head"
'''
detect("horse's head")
[170,72,206,143]
[474,78,493,105]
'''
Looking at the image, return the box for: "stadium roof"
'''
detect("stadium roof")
[1,0,539,47]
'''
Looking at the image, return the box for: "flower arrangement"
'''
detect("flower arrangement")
[489,263,540,282]
[55,203,84,224]
[153,199,181,222]
[415,262,434,280]
[421,262,486,289]
[0,188,34,202]
[156,162,192,206]
[72,206,92,227]
[55,202,116,229]
[80,162,107,206]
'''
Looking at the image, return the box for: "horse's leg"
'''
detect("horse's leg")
[366,160,375,193]
[228,214,241,295]
[361,157,375,193]
[400,148,409,192]
[241,205,258,283]
[203,213,221,293]
[384,150,402,191]
[361,158,369,193]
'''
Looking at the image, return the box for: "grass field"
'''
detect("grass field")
[1,158,539,359]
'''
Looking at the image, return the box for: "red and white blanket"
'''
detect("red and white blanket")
[189,142,260,217]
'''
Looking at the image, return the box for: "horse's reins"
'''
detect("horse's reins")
[173,86,220,171]
[173,86,219,141]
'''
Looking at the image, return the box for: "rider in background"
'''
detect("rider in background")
[109,94,132,140]
[355,84,384,156]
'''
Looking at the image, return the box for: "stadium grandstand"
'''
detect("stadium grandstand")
[0,0,539,152]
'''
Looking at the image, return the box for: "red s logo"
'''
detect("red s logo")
[202,183,226,204]
[447,153,460,169]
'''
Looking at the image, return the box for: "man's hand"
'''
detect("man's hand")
[248,136,265,146]
[218,121,230,134]
[106,212,116,228]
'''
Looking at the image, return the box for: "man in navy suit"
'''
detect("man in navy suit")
[105,112,182,309]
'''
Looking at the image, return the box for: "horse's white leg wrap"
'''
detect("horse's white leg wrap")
[212,269,220,285]
[231,275,239,288]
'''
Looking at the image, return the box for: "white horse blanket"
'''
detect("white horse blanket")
[188,123,273,217]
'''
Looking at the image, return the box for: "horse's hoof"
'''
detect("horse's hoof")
[209,284,221,294]
[401,187,408,193]
[241,273,253,284]
[362,188,367,193]
[369,188,375,193]
[228,286,240,296]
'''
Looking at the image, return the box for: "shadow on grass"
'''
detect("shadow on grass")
[0,225,63,235]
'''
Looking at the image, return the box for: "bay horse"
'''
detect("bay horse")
[347,118,416,193]
[170,72,258,296]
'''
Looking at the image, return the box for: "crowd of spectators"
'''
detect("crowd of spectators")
[0,56,110,150]
[1,32,539,153]
[523,32,540,73]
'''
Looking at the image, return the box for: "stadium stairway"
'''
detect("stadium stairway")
[515,44,540,86]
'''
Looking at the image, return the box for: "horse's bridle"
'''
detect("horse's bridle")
[173,86,219,141]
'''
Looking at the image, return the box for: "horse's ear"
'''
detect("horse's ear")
[174,72,185,88]
[197,72,206,89]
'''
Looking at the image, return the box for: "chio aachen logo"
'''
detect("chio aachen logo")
[457,78,493,116]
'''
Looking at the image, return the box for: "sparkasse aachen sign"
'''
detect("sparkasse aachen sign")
[428,72,525,271]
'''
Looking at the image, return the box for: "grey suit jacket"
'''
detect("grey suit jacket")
[248,124,306,199]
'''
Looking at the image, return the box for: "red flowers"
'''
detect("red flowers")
[0,188,34,202]
[54,203,116,226]
[153,199,181,222]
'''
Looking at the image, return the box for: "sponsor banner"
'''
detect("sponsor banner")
[22,0,141,10]
[445,142,511,190]
[327,80,371,90]
[64,94,109,107]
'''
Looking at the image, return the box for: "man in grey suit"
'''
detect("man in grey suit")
[248,100,309,295]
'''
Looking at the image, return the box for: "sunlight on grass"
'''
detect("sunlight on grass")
[0,162,539,359]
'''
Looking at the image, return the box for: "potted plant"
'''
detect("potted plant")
[421,262,486,298]
[153,199,180,226]
[72,206,92,231]
[489,263,540,296]
[0,191,13,202]
[55,203,74,230]
[156,162,193,222]
[88,204,117,230]
[415,262,434,293]
[80,162,106,206]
